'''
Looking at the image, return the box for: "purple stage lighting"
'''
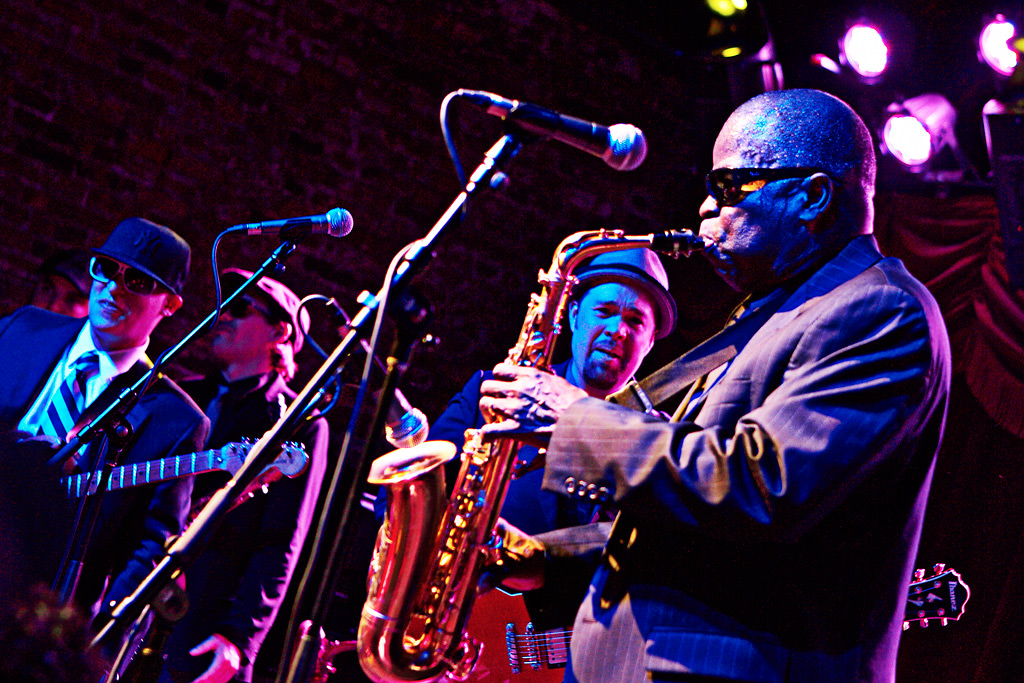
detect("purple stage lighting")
[979,15,1018,77]
[841,24,888,79]
[881,94,958,169]
[882,115,933,167]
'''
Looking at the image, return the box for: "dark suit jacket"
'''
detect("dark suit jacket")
[542,236,952,683]
[161,372,329,683]
[0,306,208,616]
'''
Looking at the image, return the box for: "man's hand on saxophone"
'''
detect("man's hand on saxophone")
[479,517,548,594]
[479,363,587,447]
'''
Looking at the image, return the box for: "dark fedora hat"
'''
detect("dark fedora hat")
[574,247,677,339]
[221,268,310,353]
[93,217,191,295]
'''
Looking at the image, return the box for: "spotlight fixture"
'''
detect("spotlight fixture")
[840,23,889,80]
[706,0,748,20]
[880,93,971,180]
[979,14,1019,77]
[702,0,772,61]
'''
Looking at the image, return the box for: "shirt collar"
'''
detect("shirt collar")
[69,322,150,382]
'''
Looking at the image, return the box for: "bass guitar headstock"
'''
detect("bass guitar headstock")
[904,564,970,629]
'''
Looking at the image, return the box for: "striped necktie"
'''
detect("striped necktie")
[38,351,100,442]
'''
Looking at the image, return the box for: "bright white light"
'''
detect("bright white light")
[706,0,748,18]
[842,24,889,79]
[979,17,1018,76]
[883,115,934,167]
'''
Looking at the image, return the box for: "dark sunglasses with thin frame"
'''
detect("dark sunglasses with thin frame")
[705,167,834,207]
[224,296,275,321]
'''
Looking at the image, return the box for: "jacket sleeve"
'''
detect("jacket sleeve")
[101,394,209,612]
[542,279,949,544]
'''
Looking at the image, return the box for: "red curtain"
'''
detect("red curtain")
[876,191,1024,437]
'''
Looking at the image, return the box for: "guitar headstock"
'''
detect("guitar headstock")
[217,441,254,474]
[904,564,970,629]
[215,440,308,478]
[276,441,309,478]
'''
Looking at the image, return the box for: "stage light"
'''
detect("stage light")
[979,15,1018,77]
[840,23,889,80]
[880,94,958,170]
[706,0,748,20]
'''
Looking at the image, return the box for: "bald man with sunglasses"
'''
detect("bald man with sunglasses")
[478,90,951,683]
[0,218,208,640]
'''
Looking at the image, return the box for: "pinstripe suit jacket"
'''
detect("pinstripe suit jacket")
[541,236,951,682]
[0,306,208,614]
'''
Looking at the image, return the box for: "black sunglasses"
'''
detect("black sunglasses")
[225,296,275,321]
[705,167,832,207]
[89,256,163,296]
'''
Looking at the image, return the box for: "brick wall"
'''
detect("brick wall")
[0,0,738,421]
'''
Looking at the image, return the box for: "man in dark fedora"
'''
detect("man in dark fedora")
[160,269,329,683]
[0,217,208,629]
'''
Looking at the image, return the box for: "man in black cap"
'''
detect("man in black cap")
[0,218,208,630]
[160,270,329,683]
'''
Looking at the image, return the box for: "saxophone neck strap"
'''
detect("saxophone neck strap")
[609,287,791,412]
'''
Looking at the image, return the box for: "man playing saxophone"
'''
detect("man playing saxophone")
[426,248,677,627]
[429,247,677,532]
[477,89,951,683]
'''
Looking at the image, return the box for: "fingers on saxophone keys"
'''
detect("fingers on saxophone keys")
[478,418,523,440]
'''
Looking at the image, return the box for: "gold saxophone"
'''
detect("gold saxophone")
[358,228,706,683]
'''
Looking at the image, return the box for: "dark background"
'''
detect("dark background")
[2,1,1022,681]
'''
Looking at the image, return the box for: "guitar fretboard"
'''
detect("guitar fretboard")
[62,449,223,497]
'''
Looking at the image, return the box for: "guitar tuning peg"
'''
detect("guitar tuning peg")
[914,568,925,581]
[941,618,949,626]
[933,562,945,573]
[903,622,910,631]
[920,619,929,628]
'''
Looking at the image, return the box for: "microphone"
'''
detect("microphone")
[385,389,429,449]
[234,207,354,238]
[457,89,647,171]
[324,297,429,449]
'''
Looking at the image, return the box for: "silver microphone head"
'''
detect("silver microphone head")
[325,207,355,238]
[604,124,648,171]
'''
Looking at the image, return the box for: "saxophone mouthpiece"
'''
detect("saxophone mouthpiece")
[650,229,709,258]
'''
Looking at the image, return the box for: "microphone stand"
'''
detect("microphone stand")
[273,132,523,683]
[280,288,431,683]
[77,238,303,651]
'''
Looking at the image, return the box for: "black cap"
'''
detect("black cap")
[93,217,191,295]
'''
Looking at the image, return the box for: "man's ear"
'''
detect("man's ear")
[798,174,834,230]
[274,321,294,345]
[568,300,579,333]
[162,293,183,317]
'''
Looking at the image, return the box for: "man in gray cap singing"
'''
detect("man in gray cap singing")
[158,269,329,683]
[0,217,208,635]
